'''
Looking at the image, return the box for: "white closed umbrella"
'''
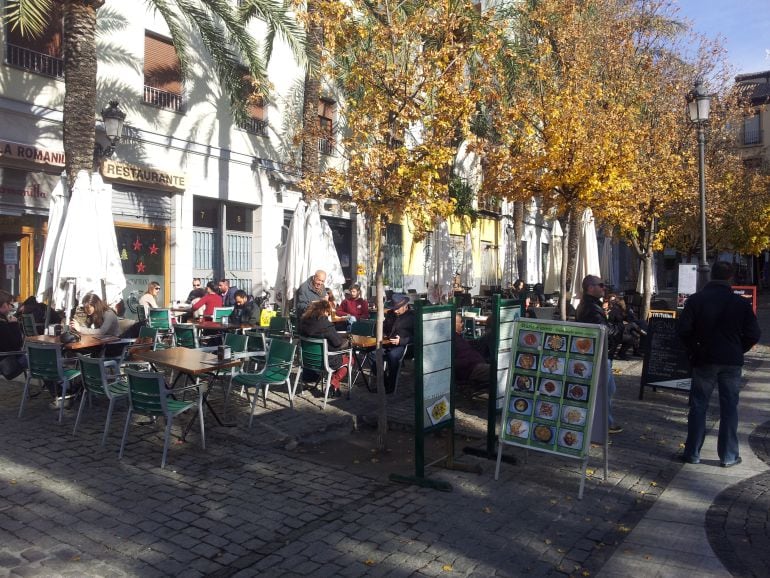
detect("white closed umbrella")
[36,175,67,303]
[427,220,454,304]
[461,232,475,291]
[501,224,518,289]
[600,236,614,288]
[320,220,345,302]
[303,200,326,281]
[571,207,601,308]
[94,174,126,307]
[544,220,563,295]
[276,199,306,304]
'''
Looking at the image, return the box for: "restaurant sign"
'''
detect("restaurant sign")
[0,140,65,168]
[101,159,186,192]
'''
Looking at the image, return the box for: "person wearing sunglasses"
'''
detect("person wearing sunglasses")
[576,275,623,434]
[186,278,206,305]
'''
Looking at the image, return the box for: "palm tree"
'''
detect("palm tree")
[4,0,305,185]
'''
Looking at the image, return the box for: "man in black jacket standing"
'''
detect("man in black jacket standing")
[576,275,623,433]
[677,261,761,467]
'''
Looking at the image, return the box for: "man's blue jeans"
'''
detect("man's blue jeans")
[684,364,742,463]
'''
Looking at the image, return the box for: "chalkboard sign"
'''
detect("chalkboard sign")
[639,316,691,398]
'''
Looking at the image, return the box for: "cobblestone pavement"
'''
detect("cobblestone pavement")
[0,304,768,577]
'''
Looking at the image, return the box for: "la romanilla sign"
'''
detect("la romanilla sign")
[0,140,65,167]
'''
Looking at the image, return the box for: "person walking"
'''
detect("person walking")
[677,261,761,467]
[575,275,623,434]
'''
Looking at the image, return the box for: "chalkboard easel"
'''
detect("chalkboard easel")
[639,315,691,399]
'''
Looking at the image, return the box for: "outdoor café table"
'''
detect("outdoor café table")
[132,347,242,439]
[25,334,119,354]
[351,334,377,391]
[193,320,253,332]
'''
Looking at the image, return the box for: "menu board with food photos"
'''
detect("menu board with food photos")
[499,319,604,459]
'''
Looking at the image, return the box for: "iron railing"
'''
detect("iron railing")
[143,85,185,112]
[5,43,63,79]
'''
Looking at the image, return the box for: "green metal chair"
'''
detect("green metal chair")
[173,323,199,349]
[121,369,204,469]
[244,329,267,371]
[294,337,352,409]
[73,356,129,445]
[20,313,40,338]
[136,305,148,324]
[148,308,174,347]
[213,307,234,323]
[267,316,292,341]
[19,342,81,423]
[231,339,297,427]
[350,319,375,337]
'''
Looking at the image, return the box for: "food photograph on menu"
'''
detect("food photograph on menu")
[543,333,568,352]
[561,405,588,427]
[507,418,530,439]
[510,397,533,416]
[567,359,593,379]
[540,355,565,375]
[535,400,558,421]
[565,382,589,401]
[570,336,595,355]
[515,352,538,371]
[531,423,555,445]
[513,373,535,392]
[538,377,563,397]
[558,428,585,451]
[518,331,542,349]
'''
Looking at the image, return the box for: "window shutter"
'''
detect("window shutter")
[144,32,182,94]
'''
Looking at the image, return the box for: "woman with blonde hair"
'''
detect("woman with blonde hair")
[71,293,120,337]
[138,281,161,316]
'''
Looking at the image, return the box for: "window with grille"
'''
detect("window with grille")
[4,4,63,78]
[318,99,336,156]
[144,32,184,112]
[238,69,268,136]
[384,224,403,289]
[742,113,761,146]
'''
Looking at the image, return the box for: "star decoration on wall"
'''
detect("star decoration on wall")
[149,243,159,255]
[136,261,146,273]
[133,237,143,251]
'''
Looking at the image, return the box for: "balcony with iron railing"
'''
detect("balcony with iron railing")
[318,137,335,156]
[4,43,63,79]
[239,117,268,137]
[741,124,763,146]
[143,85,185,112]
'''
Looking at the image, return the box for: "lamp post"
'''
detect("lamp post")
[100,100,126,158]
[686,78,712,290]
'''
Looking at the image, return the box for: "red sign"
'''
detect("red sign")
[731,285,757,314]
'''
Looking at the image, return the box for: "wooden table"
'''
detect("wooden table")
[133,347,242,437]
[26,334,119,351]
[193,321,253,332]
[350,334,377,391]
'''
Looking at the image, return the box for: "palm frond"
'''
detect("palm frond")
[237,0,307,67]
[3,0,52,37]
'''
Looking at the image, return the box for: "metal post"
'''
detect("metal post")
[696,123,710,290]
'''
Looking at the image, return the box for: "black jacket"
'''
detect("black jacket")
[383,309,415,345]
[231,300,260,326]
[0,315,23,352]
[677,281,761,367]
[575,294,607,326]
[299,315,347,351]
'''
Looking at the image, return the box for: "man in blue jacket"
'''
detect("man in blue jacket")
[677,261,761,467]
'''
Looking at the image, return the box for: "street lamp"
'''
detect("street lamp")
[686,78,711,290]
[100,100,126,158]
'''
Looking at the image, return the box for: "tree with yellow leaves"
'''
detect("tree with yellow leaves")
[312,0,505,448]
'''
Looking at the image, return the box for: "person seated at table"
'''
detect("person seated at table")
[454,313,490,393]
[71,293,120,337]
[138,281,161,316]
[371,293,414,394]
[191,281,223,318]
[298,300,350,397]
[295,270,327,318]
[186,278,205,305]
[17,295,62,326]
[231,290,260,326]
[218,279,239,307]
[336,283,369,323]
[0,289,27,380]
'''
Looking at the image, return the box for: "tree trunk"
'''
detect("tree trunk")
[373,216,388,451]
[512,200,524,279]
[62,0,102,186]
[300,0,322,186]
[558,212,570,321]
[640,252,653,319]
[565,208,580,297]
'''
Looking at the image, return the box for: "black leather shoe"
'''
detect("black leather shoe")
[679,454,700,464]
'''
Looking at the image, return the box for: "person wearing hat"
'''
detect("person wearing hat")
[379,293,414,393]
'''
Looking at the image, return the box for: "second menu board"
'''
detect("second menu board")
[500,319,604,459]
